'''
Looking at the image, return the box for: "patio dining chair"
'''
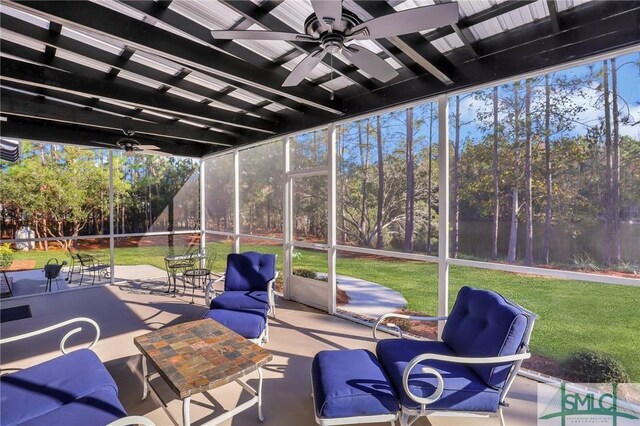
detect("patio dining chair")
[76,253,109,286]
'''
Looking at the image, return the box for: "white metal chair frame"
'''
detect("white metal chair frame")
[0,317,155,426]
[372,305,537,426]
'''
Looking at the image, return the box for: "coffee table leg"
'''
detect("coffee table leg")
[183,396,191,426]
[257,367,264,422]
[141,355,149,400]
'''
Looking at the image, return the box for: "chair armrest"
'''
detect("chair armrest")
[402,352,532,406]
[106,416,156,426]
[373,313,448,342]
[0,317,100,355]
[204,273,226,306]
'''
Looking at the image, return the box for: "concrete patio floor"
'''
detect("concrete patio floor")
[0,284,540,426]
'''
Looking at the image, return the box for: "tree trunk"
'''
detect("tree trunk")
[427,105,434,254]
[524,79,534,266]
[338,126,347,244]
[42,216,49,251]
[452,96,461,258]
[376,115,384,249]
[492,87,500,260]
[404,107,415,253]
[602,60,613,266]
[358,120,371,246]
[507,186,519,262]
[611,57,621,264]
[507,83,521,263]
[543,74,553,264]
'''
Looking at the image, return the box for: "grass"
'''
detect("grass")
[11,242,640,381]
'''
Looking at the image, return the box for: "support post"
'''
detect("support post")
[327,123,337,315]
[233,148,240,253]
[108,150,115,283]
[200,159,206,263]
[438,95,450,338]
[283,137,292,300]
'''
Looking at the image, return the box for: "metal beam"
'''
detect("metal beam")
[0,118,206,157]
[0,56,276,134]
[0,13,281,122]
[0,90,232,146]
[547,0,561,33]
[119,0,310,114]
[9,1,344,114]
[423,0,538,43]
[436,0,479,58]
[353,0,457,85]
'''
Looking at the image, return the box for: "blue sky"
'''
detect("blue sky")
[453,51,640,144]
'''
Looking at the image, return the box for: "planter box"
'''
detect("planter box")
[289,275,328,311]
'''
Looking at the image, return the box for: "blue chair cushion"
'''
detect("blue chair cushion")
[20,388,127,426]
[209,291,270,312]
[442,286,528,388]
[225,252,275,292]
[312,349,399,419]
[203,309,267,339]
[0,349,119,426]
[376,339,501,412]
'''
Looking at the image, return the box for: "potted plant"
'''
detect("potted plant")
[0,243,14,271]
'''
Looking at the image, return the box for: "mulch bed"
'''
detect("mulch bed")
[4,260,37,271]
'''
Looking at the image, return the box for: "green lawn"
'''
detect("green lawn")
[11,243,640,380]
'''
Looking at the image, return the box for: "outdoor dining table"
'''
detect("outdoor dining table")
[164,251,205,295]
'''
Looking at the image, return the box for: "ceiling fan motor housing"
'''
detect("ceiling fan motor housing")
[304,8,361,49]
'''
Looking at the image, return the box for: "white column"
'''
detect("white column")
[283,137,292,300]
[438,94,450,338]
[327,123,337,315]
[199,159,206,263]
[233,148,240,253]
[108,150,115,284]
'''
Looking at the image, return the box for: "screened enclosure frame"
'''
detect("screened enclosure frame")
[202,42,640,326]
[2,44,638,311]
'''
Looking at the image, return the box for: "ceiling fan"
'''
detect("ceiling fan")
[211,1,459,87]
[91,131,168,156]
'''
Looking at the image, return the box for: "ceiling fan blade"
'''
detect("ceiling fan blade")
[348,3,459,40]
[140,150,171,157]
[311,0,342,30]
[343,45,398,83]
[138,144,160,150]
[90,141,116,147]
[211,30,315,42]
[283,49,327,87]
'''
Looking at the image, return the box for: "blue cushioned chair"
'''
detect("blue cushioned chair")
[203,252,277,345]
[0,317,154,426]
[373,286,537,426]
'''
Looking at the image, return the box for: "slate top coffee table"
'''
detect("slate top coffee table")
[134,318,273,426]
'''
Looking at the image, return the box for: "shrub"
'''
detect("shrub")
[570,253,600,272]
[292,268,318,279]
[0,244,13,270]
[613,261,639,275]
[562,350,629,383]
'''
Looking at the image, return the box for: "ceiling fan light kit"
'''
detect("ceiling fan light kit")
[211,1,459,87]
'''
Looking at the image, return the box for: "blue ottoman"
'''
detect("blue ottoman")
[203,308,267,344]
[311,349,399,425]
